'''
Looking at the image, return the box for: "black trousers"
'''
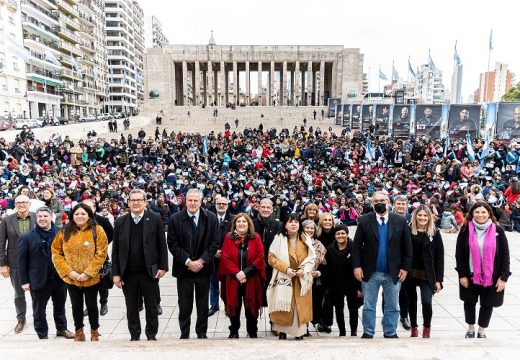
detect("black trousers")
[138,280,161,307]
[311,281,326,325]
[177,276,210,337]
[30,278,67,338]
[122,271,159,339]
[405,279,433,328]
[99,289,109,305]
[229,284,258,335]
[67,283,99,331]
[332,293,360,335]
[321,291,334,326]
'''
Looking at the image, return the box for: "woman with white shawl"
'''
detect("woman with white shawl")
[267,213,316,340]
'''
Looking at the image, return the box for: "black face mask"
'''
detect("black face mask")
[374,203,387,214]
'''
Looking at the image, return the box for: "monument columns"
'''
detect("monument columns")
[194,61,200,106]
[245,61,250,105]
[207,61,212,106]
[307,61,312,106]
[171,61,176,106]
[220,61,225,106]
[320,60,325,106]
[270,61,274,106]
[233,61,238,105]
[258,61,262,106]
[182,61,188,105]
[282,61,287,106]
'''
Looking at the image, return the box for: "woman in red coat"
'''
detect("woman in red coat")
[219,213,266,339]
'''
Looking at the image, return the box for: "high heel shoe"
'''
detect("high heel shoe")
[295,336,303,340]
[278,332,287,340]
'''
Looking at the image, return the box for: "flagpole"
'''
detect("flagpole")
[43,61,48,118]
[485,29,492,103]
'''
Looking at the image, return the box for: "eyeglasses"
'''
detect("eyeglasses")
[15,201,29,205]
[129,199,145,203]
[216,203,228,206]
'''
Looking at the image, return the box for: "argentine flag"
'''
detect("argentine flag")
[466,133,475,162]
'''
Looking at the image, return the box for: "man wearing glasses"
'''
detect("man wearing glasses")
[208,196,233,316]
[0,195,36,334]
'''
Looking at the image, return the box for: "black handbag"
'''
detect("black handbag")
[93,227,114,290]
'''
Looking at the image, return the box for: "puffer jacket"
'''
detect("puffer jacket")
[440,211,457,229]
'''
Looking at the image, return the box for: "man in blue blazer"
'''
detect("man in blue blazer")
[17,207,74,339]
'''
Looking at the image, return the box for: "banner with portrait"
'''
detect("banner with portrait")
[448,104,480,140]
[351,104,362,132]
[373,104,390,136]
[391,105,411,139]
[327,98,340,118]
[361,104,374,132]
[496,102,520,141]
[415,105,442,139]
[335,103,342,125]
[342,104,352,129]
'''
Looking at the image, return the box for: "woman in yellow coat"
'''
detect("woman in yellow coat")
[52,203,108,342]
[268,213,315,340]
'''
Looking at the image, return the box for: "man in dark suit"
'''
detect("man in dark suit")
[0,195,36,334]
[352,191,412,339]
[167,188,218,339]
[208,196,233,316]
[83,199,113,316]
[17,207,74,339]
[112,189,169,341]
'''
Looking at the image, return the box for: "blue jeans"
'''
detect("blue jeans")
[361,271,401,336]
[209,267,219,307]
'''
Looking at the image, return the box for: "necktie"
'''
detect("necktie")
[133,216,141,224]
[380,217,385,227]
[191,215,199,251]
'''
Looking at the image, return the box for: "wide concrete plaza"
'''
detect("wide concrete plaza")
[0,229,519,359]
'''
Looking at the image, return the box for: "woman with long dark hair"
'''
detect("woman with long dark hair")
[455,201,511,339]
[51,203,108,341]
[218,213,266,338]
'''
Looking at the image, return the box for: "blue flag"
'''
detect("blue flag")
[489,29,493,51]
[202,135,208,155]
[466,133,475,162]
[428,50,436,71]
[408,57,416,77]
[392,61,398,79]
[454,41,461,66]
[379,68,388,81]
[366,138,375,161]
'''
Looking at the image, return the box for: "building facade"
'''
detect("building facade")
[0,0,29,118]
[105,0,145,115]
[415,64,446,104]
[475,62,514,103]
[144,44,364,112]
[144,15,168,49]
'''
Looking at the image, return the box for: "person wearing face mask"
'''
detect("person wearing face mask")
[351,191,412,339]
[456,201,511,339]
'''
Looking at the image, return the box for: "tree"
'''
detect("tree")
[503,82,520,102]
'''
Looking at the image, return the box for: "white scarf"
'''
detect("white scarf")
[267,233,316,314]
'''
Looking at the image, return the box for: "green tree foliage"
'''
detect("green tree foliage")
[503,82,520,101]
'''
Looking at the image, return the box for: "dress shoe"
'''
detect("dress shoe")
[208,306,219,317]
[384,333,399,338]
[157,304,163,316]
[83,309,88,316]
[197,333,208,339]
[279,332,287,340]
[423,327,430,338]
[130,336,140,341]
[179,334,189,339]
[339,332,346,337]
[465,331,475,338]
[100,304,108,316]
[147,337,157,341]
[361,333,373,339]
[295,336,304,340]
[14,320,26,334]
[39,336,48,339]
[477,332,486,339]
[400,317,411,330]
[56,329,75,339]
[303,330,312,337]
[248,333,257,338]
[351,331,357,337]
[228,333,239,339]
[411,327,419,337]
[317,323,332,333]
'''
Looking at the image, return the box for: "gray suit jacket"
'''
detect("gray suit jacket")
[0,212,36,268]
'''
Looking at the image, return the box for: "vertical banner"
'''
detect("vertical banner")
[440,104,449,140]
[409,104,416,136]
[342,104,352,129]
[327,98,340,118]
[361,104,374,132]
[485,102,497,140]
[391,105,411,139]
[374,104,390,136]
[496,102,520,141]
[351,104,361,132]
[448,104,481,140]
[416,105,442,139]
[335,103,342,125]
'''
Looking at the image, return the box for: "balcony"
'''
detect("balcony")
[60,15,81,31]
[20,0,59,25]
[50,0,79,18]
[26,64,61,80]
[27,85,60,96]
[55,25,81,44]
[22,16,60,42]
[61,68,82,80]
[59,39,82,56]
[80,42,95,53]
[23,34,60,51]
